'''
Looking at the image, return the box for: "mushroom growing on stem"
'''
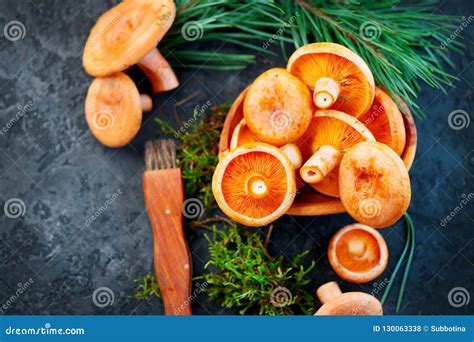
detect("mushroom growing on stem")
[339,141,411,228]
[85,72,152,148]
[297,110,375,197]
[287,43,375,117]
[83,0,178,93]
[328,224,389,283]
[315,281,383,315]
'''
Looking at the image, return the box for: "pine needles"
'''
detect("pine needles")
[162,0,463,118]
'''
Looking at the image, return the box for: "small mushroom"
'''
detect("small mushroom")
[339,141,411,228]
[212,142,296,227]
[85,72,152,148]
[287,43,375,117]
[297,110,375,197]
[243,68,313,146]
[83,0,178,93]
[328,224,388,283]
[315,281,383,315]
[358,88,406,155]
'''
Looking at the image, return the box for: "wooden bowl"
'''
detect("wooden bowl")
[219,88,417,216]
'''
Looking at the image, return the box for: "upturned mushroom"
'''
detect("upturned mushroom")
[358,88,406,155]
[328,224,388,283]
[287,43,375,117]
[243,68,313,146]
[315,281,383,315]
[339,141,411,228]
[297,110,375,197]
[83,0,178,93]
[85,72,152,148]
[212,142,296,227]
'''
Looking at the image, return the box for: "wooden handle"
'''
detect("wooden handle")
[143,169,192,315]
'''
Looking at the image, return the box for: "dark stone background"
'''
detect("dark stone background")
[0,0,472,315]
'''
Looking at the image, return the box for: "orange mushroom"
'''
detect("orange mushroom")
[287,43,375,117]
[315,281,383,315]
[243,68,313,146]
[297,110,375,197]
[85,72,152,148]
[83,0,178,93]
[339,141,411,228]
[328,224,388,283]
[358,88,406,155]
[212,143,296,227]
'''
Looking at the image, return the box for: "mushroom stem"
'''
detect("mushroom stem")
[140,94,153,112]
[314,77,340,109]
[348,239,367,257]
[280,143,302,169]
[138,48,179,94]
[245,174,269,199]
[317,281,342,304]
[300,145,342,183]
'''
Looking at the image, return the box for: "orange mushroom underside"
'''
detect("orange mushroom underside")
[221,151,289,219]
[334,229,381,273]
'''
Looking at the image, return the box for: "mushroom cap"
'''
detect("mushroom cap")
[339,141,411,228]
[230,119,258,150]
[212,142,296,227]
[287,42,375,117]
[297,110,375,197]
[243,68,313,146]
[83,0,176,76]
[358,88,406,155]
[315,292,383,315]
[85,72,143,147]
[328,223,388,283]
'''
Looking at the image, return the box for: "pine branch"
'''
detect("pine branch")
[162,0,463,119]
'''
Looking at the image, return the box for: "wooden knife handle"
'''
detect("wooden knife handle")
[143,169,192,315]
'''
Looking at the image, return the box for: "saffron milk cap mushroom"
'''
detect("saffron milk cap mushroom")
[287,43,375,117]
[83,0,178,93]
[315,281,383,315]
[243,68,313,146]
[297,110,375,197]
[85,72,152,148]
[328,224,388,283]
[339,141,411,228]
[212,142,296,227]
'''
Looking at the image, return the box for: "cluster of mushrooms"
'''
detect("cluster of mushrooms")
[82,0,178,147]
[214,42,418,315]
